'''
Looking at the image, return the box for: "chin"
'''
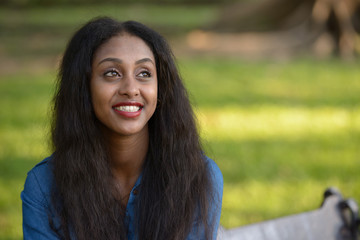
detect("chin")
[115,125,147,137]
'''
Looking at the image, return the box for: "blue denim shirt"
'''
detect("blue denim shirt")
[21,156,223,239]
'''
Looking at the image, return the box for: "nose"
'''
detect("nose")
[118,74,139,98]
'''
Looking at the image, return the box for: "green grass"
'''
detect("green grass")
[0,73,54,239]
[180,58,360,228]
[1,58,359,239]
[180,58,360,107]
[1,4,360,240]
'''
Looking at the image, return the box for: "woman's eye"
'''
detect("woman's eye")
[138,71,151,78]
[104,70,120,77]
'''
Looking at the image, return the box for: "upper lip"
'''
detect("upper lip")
[112,102,144,108]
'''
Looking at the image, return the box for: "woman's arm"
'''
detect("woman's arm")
[207,157,224,240]
[187,157,224,240]
[21,162,60,240]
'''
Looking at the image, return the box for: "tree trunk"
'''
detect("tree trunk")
[207,0,360,59]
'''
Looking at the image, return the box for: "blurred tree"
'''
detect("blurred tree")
[311,0,360,59]
[210,0,360,59]
[212,0,315,32]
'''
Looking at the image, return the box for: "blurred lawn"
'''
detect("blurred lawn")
[181,58,360,228]
[1,4,360,240]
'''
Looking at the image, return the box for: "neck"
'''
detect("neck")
[102,125,149,197]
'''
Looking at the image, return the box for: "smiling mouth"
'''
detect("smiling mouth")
[114,105,142,112]
[112,102,144,117]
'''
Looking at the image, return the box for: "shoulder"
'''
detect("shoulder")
[204,156,223,196]
[26,156,54,189]
[203,157,223,239]
[205,156,223,186]
[21,156,64,239]
[21,156,54,207]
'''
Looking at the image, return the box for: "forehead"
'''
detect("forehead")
[93,33,155,63]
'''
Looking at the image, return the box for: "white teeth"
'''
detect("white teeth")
[115,106,140,112]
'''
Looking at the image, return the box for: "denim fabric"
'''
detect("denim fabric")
[21,156,223,240]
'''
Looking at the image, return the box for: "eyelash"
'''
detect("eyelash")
[103,69,152,78]
[138,70,151,78]
[104,69,120,77]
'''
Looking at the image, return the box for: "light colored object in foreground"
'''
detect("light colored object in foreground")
[217,188,359,240]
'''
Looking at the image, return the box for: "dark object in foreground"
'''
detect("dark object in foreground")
[217,188,360,240]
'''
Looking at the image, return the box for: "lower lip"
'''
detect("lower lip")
[113,108,142,118]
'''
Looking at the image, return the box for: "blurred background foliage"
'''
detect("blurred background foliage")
[1,0,238,6]
[0,0,359,239]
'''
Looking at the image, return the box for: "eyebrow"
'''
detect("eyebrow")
[97,57,155,66]
[135,58,154,65]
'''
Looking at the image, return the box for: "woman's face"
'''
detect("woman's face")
[90,33,158,137]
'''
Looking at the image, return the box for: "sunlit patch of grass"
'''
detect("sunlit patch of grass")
[0,125,50,160]
[205,136,359,183]
[197,105,360,229]
[197,106,360,141]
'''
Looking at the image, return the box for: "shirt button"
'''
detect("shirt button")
[133,189,138,195]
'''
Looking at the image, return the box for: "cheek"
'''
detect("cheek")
[147,84,158,108]
[90,82,115,114]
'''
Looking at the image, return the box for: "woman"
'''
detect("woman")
[21,17,223,240]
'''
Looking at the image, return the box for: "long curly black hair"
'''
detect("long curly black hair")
[51,17,214,239]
